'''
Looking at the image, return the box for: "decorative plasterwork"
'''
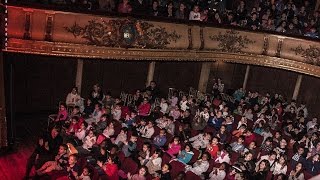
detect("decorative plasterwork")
[5,38,320,78]
[291,45,320,65]
[65,19,181,49]
[209,29,255,53]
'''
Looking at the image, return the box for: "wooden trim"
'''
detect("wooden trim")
[4,38,320,78]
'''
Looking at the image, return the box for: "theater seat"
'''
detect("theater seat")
[188,149,200,165]
[185,171,201,180]
[121,157,139,174]
[170,160,186,178]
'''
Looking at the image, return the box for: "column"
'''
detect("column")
[75,59,84,94]
[198,62,211,92]
[292,75,303,100]
[242,65,250,90]
[0,52,7,148]
[146,61,156,87]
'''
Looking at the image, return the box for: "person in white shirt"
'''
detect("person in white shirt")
[179,95,189,111]
[146,149,162,175]
[141,121,155,139]
[187,132,212,150]
[112,104,122,121]
[66,87,81,106]
[75,122,87,141]
[257,151,277,167]
[307,117,318,131]
[209,162,227,180]
[271,155,288,175]
[79,167,91,180]
[199,107,210,122]
[160,98,169,114]
[185,152,210,176]
[80,130,96,153]
[189,5,201,21]
[215,149,231,164]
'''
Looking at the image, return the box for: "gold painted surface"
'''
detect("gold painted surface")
[5,6,320,77]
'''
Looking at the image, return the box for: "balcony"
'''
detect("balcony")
[4,5,320,77]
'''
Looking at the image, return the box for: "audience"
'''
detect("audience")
[25,79,320,180]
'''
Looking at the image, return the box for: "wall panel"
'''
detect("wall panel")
[4,53,77,113]
[82,60,149,98]
[247,66,297,99]
[153,62,202,96]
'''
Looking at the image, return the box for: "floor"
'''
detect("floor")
[0,113,50,180]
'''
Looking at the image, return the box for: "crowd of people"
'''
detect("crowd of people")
[25,79,320,180]
[13,0,320,39]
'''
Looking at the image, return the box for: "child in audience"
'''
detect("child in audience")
[85,103,102,124]
[230,136,245,153]
[215,125,227,144]
[166,136,181,157]
[185,152,210,177]
[77,129,96,154]
[123,111,137,129]
[112,104,122,121]
[122,134,138,157]
[207,136,220,159]
[187,132,212,150]
[288,162,304,180]
[153,129,167,148]
[79,166,91,180]
[271,154,288,176]
[209,162,227,180]
[140,121,155,139]
[113,127,127,147]
[146,149,162,175]
[127,166,147,180]
[175,144,194,164]
[138,142,151,165]
[36,144,68,175]
[97,156,119,180]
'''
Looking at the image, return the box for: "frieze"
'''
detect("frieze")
[209,29,255,53]
[65,19,181,49]
[291,45,320,65]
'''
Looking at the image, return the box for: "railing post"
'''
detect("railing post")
[75,59,84,94]
[292,75,303,101]
[198,62,211,93]
[242,65,250,90]
[146,61,156,87]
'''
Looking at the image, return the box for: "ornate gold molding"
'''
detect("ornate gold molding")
[64,19,181,49]
[291,45,320,65]
[5,38,320,78]
[209,30,255,53]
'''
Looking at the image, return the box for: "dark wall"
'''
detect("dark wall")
[153,61,202,96]
[298,75,320,117]
[247,66,298,99]
[4,53,77,113]
[81,60,149,98]
[207,62,247,93]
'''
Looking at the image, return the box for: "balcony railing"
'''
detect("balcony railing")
[3,5,320,77]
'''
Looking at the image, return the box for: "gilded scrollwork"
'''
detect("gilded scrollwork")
[65,19,181,49]
[291,45,320,65]
[209,29,255,53]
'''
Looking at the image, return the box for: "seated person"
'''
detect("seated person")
[153,129,167,148]
[187,132,212,150]
[185,152,211,177]
[230,136,245,153]
[36,144,69,175]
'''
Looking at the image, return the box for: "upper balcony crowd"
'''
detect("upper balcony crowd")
[8,0,320,39]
